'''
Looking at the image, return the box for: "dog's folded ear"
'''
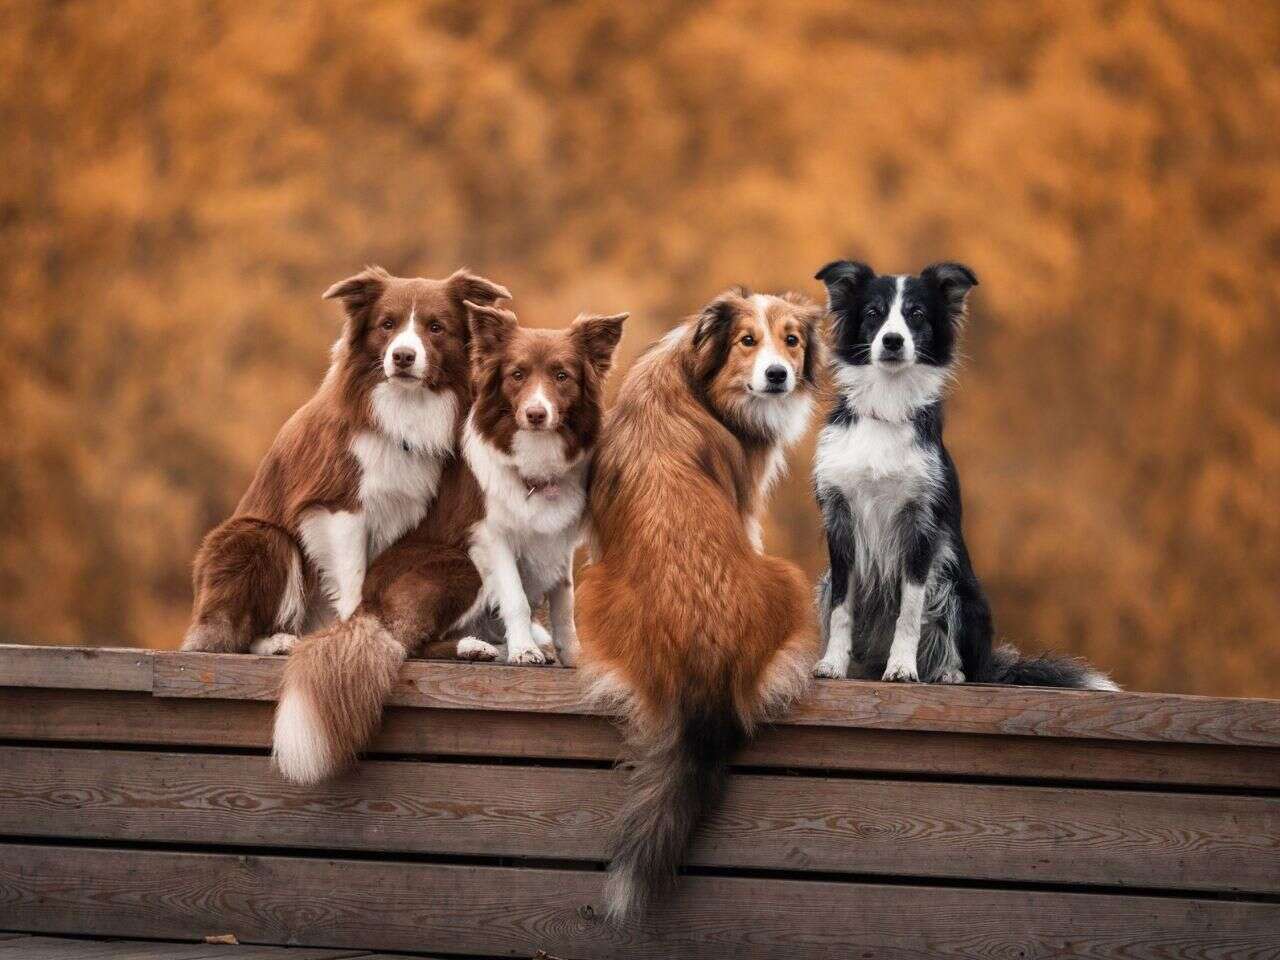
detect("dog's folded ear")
[323,265,391,314]
[572,312,628,378]
[815,260,874,308]
[464,300,519,357]
[922,262,979,315]
[448,269,512,311]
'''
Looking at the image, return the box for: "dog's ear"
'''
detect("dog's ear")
[448,269,511,314]
[323,266,390,315]
[572,312,628,379]
[689,292,741,382]
[465,300,519,357]
[921,262,978,319]
[797,302,827,387]
[815,260,874,307]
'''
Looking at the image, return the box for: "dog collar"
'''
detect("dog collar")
[522,475,562,500]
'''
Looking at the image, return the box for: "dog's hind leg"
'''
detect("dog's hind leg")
[184,518,298,653]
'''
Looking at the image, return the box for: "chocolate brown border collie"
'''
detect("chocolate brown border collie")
[182,266,508,657]
[576,287,823,919]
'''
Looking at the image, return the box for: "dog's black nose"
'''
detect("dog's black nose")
[881,333,905,353]
[765,364,788,385]
[392,348,416,369]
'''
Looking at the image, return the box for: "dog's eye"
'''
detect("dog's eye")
[511,370,524,382]
[785,334,800,347]
[555,370,568,382]
[910,308,926,321]
[429,322,444,334]
[740,334,756,347]
[381,318,395,330]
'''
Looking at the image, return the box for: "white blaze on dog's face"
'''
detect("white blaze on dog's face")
[381,305,430,383]
[871,276,916,369]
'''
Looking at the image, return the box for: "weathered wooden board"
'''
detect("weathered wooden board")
[2,845,1276,960]
[150,650,1280,748]
[0,646,152,692]
[0,936,371,959]
[1,747,1274,894]
[5,688,1280,790]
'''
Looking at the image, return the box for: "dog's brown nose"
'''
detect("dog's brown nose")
[524,405,548,427]
[392,348,416,370]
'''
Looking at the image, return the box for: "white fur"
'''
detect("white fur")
[456,636,499,661]
[883,579,926,681]
[747,294,796,394]
[272,686,331,785]
[833,362,950,423]
[1084,671,1122,692]
[297,509,367,620]
[250,633,298,656]
[382,307,428,380]
[520,384,558,430]
[457,416,587,666]
[274,547,306,633]
[814,604,852,678]
[872,276,916,365]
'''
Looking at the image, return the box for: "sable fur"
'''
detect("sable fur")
[185,266,507,655]
[576,288,822,919]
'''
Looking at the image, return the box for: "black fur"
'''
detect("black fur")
[812,261,1117,690]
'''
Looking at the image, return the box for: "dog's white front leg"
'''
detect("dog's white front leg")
[814,600,853,679]
[547,574,579,667]
[298,509,367,621]
[883,578,925,682]
[471,529,544,666]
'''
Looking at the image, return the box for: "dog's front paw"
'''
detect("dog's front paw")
[250,633,298,656]
[937,667,966,684]
[882,661,920,683]
[530,622,556,660]
[507,643,549,666]
[813,659,845,679]
[456,637,499,662]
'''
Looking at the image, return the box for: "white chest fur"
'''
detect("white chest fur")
[815,414,941,584]
[352,383,457,557]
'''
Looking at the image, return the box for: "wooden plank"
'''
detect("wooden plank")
[2,844,1277,959]
[2,747,1274,894]
[149,650,1280,748]
[5,688,1280,791]
[0,939,371,959]
[0,646,152,693]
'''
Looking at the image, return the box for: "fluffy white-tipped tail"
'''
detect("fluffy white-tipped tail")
[272,612,405,784]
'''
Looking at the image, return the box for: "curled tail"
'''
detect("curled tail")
[978,643,1119,691]
[604,698,746,921]
[272,612,406,784]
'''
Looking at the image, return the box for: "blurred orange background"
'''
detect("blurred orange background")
[1,1,1277,696]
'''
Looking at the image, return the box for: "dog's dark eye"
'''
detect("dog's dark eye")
[785,334,800,347]
[555,370,568,382]
[381,318,395,331]
[740,334,756,347]
[910,308,926,321]
[511,370,524,382]
[429,322,444,334]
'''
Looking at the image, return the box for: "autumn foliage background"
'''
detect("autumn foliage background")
[1,1,1277,697]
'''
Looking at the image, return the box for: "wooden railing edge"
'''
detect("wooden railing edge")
[1,643,1279,748]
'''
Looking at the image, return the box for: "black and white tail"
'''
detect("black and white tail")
[978,643,1119,691]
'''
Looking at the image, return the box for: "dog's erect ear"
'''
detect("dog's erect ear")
[448,269,511,313]
[572,312,628,379]
[815,260,875,310]
[323,265,391,315]
[464,300,519,357]
[921,262,979,317]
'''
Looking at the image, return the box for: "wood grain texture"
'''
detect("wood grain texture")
[148,648,1280,747]
[2,747,1275,894]
[2,845,1278,959]
[0,646,151,692]
[0,937,370,959]
[5,687,1280,790]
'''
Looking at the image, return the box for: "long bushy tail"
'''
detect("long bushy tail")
[272,612,406,784]
[604,699,746,921]
[978,643,1119,691]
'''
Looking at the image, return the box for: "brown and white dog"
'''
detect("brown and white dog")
[451,301,627,666]
[183,266,508,656]
[575,287,822,919]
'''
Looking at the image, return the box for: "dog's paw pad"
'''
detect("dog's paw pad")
[250,633,298,656]
[456,637,499,662]
[882,664,920,683]
[508,646,549,666]
[937,668,966,684]
[813,660,845,679]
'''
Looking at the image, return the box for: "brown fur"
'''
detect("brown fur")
[184,267,506,654]
[575,288,822,918]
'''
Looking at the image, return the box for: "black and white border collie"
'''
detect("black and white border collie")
[811,260,1118,690]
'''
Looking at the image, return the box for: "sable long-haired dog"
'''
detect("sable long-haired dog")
[449,301,627,666]
[812,260,1118,690]
[183,266,508,656]
[576,288,822,919]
